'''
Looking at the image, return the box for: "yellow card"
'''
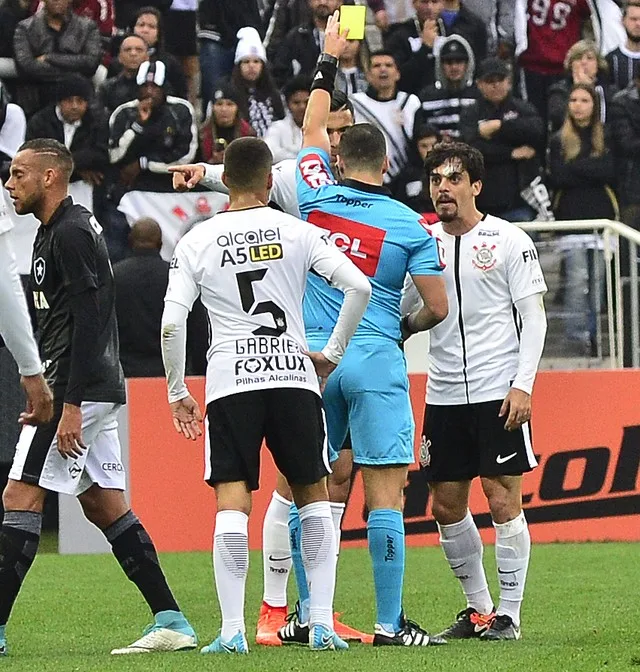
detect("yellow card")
[340,5,366,40]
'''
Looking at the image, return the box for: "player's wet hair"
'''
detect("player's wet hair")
[423,141,485,184]
[337,123,386,173]
[18,138,74,182]
[330,88,354,117]
[223,136,273,191]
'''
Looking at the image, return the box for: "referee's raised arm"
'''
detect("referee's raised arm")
[302,11,349,153]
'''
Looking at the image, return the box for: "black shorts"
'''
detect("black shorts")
[164,10,198,57]
[421,401,537,482]
[205,387,329,491]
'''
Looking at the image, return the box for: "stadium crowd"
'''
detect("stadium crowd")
[0,0,638,369]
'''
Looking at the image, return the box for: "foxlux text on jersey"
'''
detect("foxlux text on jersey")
[217,227,283,268]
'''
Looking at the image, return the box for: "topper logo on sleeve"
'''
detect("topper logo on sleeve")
[308,209,386,277]
[299,154,335,189]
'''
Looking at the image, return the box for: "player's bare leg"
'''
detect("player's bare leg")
[78,485,197,654]
[430,480,495,640]
[362,466,444,647]
[480,475,529,641]
[256,472,292,645]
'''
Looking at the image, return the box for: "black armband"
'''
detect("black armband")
[311,53,338,95]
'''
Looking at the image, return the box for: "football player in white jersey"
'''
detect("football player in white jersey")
[161,137,371,654]
[403,142,547,642]
[168,92,370,646]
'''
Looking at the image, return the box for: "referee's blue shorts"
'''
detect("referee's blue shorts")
[306,335,415,466]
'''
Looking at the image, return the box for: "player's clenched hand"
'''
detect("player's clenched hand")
[57,403,86,459]
[170,395,203,440]
[499,388,531,432]
[168,164,206,192]
[305,351,337,393]
[323,10,349,59]
[19,374,54,425]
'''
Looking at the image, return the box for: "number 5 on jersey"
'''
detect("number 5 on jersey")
[236,269,288,337]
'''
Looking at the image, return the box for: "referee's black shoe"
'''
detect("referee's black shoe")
[436,607,496,640]
[277,602,309,645]
[373,614,446,646]
[481,614,521,641]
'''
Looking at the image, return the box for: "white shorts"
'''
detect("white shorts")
[9,401,126,496]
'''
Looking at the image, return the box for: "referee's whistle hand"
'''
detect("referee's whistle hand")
[19,374,54,425]
[499,388,531,432]
[170,395,203,441]
[56,403,87,459]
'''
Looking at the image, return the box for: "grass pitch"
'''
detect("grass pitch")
[2,543,637,671]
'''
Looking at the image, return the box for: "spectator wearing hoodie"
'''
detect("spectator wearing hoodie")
[547,39,617,134]
[385,0,486,95]
[461,57,545,222]
[414,34,477,140]
[337,38,368,96]
[229,27,285,137]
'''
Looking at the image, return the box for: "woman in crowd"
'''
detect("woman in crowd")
[132,6,188,99]
[230,27,285,137]
[200,82,256,164]
[547,40,617,134]
[548,82,618,354]
[338,39,368,96]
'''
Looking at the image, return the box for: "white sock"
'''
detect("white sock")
[330,501,345,556]
[438,510,494,615]
[262,491,292,607]
[213,510,249,640]
[299,501,337,630]
[494,511,531,627]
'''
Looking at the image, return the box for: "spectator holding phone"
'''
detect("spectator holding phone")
[200,82,256,164]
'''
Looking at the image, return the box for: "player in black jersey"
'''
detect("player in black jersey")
[1,139,197,657]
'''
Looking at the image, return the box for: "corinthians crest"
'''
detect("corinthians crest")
[471,242,497,271]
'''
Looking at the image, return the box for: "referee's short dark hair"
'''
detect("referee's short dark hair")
[18,138,74,182]
[423,141,485,184]
[337,123,386,173]
[223,137,273,191]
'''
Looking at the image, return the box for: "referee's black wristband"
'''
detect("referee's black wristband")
[400,313,418,343]
[311,54,338,95]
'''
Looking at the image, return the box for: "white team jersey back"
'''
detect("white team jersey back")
[427,215,547,405]
[166,206,349,403]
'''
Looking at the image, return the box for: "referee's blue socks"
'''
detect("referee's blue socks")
[288,504,310,623]
[367,509,405,633]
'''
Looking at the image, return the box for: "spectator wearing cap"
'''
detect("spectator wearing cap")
[198,0,263,120]
[461,56,545,222]
[130,6,188,99]
[391,123,440,214]
[25,74,108,192]
[108,59,197,194]
[230,27,285,137]
[264,75,310,163]
[13,0,101,117]
[351,50,421,189]
[271,0,342,88]
[414,34,477,141]
[547,40,617,135]
[384,0,486,95]
[200,82,256,164]
[97,34,149,116]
